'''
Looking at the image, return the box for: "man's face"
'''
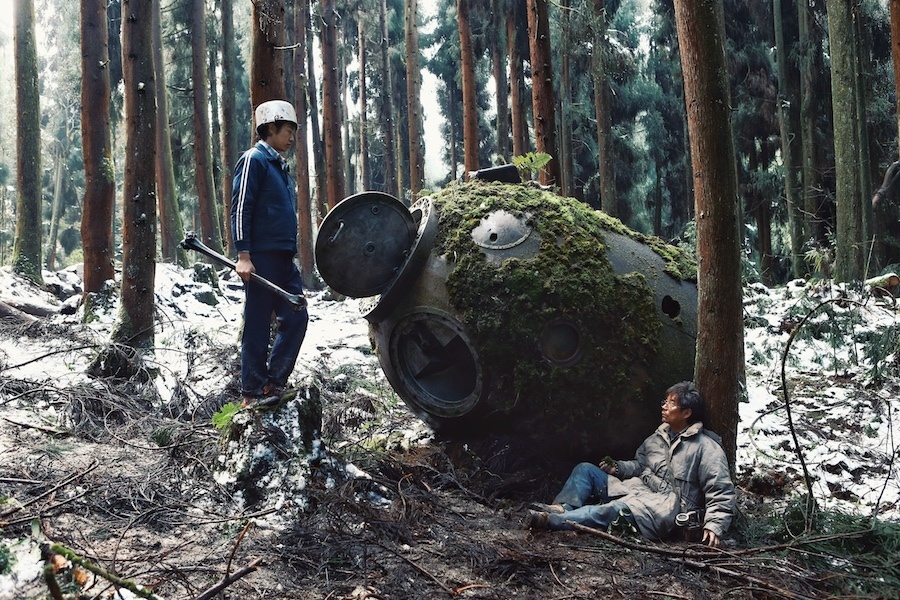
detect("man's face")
[661,392,692,431]
[269,122,296,153]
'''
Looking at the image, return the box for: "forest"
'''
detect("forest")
[2,0,900,598]
[2,0,899,286]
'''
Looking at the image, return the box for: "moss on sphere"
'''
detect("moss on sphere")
[420,182,697,459]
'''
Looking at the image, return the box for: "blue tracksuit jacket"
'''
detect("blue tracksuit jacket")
[231,141,297,254]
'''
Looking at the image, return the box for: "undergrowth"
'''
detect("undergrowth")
[736,496,900,597]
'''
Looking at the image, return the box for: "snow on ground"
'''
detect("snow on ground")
[1,264,899,524]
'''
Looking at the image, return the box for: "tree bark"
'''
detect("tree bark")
[46,142,65,271]
[559,0,572,197]
[457,0,479,175]
[190,0,223,254]
[673,0,744,468]
[80,0,116,297]
[379,0,398,197]
[153,0,187,266]
[13,0,43,284]
[593,1,616,216]
[321,0,345,210]
[526,0,560,186]
[220,0,237,254]
[304,1,327,221]
[507,6,528,157]
[250,0,287,107]
[892,0,900,160]
[798,0,826,247]
[852,6,873,269]
[114,0,158,350]
[358,11,370,190]
[341,42,354,198]
[827,0,865,282]
[294,0,316,287]
[773,0,803,279]
[406,0,425,196]
[492,0,510,162]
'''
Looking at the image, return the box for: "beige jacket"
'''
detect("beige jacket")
[608,422,735,540]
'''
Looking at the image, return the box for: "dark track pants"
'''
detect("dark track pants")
[240,251,308,396]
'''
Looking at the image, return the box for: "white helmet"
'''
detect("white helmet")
[255,100,298,127]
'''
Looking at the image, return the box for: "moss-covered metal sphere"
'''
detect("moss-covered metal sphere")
[316,182,698,459]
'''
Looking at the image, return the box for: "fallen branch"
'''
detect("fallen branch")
[0,460,98,520]
[2,490,89,527]
[1,416,69,437]
[671,555,819,600]
[192,557,262,600]
[568,522,871,559]
[567,523,853,600]
[48,543,160,600]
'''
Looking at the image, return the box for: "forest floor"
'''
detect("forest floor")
[1,264,899,599]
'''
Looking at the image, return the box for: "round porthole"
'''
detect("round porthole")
[539,319,583,367]
[389,311,482,418]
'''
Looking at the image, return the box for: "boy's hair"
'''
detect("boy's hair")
[256,120,293,141]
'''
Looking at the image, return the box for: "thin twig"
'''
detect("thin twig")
[374,541,455,596]
[192,557,262,600]
[226,520,254,577]
[779,297,867,530]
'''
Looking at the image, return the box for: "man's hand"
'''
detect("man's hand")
[236,252,255,282]
[599,457,617,475]
[702,529,720,547]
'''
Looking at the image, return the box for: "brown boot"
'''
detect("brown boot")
[525,510,549,530]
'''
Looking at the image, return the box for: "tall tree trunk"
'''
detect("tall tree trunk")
[321,0,345,210]
[559,0,572,197]
[774,0,803,279]
[13,0,43,284]
[192,0,223,254]
[153,0,186,265]
[750,145,774,285]
[853,5,874,270]
[507,7,528,157]
[208,36,223,217]
[379,0,398,197]
[294,0,316,287]
[341,43,354,198]
[406,0,425,197]
[892,0,900,159]
[251,0,287,107]
[458,0,479,174]
[220,0,237,254]
[46,143,65,271]
[798,0,826,247]
[492,0,510,162]
[449,84,459,180]
[114,0,157,350]
[526,0,560,186]
[673,0,744,468]
[80,0,116,298]
[594,1,616,216]
[827,0,865,282]
[305,1,327,221]
[358,11,370,190]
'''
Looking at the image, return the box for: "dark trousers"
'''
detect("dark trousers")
[241,251,308,396]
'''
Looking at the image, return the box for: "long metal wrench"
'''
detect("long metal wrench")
[180,233,307,311]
